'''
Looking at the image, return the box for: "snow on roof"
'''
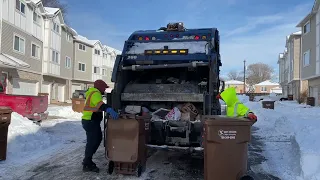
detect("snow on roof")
[225,80,244,85]
[103,45,121,54]
[255,80,279,86]
[44,7,59,15]
[30,0,41,3]
[279,53,284,59]
[74,35,96,46]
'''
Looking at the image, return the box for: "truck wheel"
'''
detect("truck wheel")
[107,161,114,175]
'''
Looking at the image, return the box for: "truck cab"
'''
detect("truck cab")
[109,23,224,150]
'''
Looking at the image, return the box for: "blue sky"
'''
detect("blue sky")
[62,0,313,80]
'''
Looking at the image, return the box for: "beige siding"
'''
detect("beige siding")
[225,84,246,93]
[254,85,279,93]
[301,16,317,79]
[1,21,42,72]
[73,42,93,81]
[60,28,73,79]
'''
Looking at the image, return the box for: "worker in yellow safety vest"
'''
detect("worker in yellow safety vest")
[81,79,119,173]
[216,87,257,121]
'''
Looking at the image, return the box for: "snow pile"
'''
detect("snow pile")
[0,108,85,178]
[47,105,82,119]
[245,99,320,179]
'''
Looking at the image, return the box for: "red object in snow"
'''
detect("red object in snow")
[0,93,49,122]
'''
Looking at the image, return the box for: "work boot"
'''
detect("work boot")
[82,162,99,173]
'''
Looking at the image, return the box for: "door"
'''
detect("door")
[58,84,65,102]
[41,82,51,104]
[313,87,319,106]
[12,78,38,96]
[1,72,8,93]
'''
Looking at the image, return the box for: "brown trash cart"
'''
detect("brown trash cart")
[105,114,150,177]
[203,115,255,180]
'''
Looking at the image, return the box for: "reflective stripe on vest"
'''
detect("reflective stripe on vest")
[233,102,242,117]
[83,91,104,112]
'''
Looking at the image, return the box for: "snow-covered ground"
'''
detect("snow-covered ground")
[0,99,319,180]
[0,106,85,179]
[240,95,320,180]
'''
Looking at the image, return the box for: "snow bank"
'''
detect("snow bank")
[47,105,82,119]
[244,99,320,179]
[0,108,85,178]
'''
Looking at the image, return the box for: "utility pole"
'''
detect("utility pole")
[243,60,246,93]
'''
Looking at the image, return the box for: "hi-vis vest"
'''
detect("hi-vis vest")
[82,90,104,120]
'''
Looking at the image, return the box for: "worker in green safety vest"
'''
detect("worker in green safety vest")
[217,87,257,121]
[81,79,119,173]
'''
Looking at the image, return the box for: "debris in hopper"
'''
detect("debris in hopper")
[142,107,150,116]
[125,105,142,114]
[180,103,198,120]
[152,108,171,119]
[165,107,181,121]
[180,112,191,121]
[167,77,179,84]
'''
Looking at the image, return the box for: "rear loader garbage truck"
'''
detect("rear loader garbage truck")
[108,22,225,152]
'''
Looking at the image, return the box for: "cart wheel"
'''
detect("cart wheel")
[107,161,114,175]
[135,164,142,177]
[240,175,254,180]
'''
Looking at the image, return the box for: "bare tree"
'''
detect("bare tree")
[42,0,68,22]
[246,63,274,85]
[227,70,243,81]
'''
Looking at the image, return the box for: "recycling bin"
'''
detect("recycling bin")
[287,94,293,101]
[262,101,275,109]
[307,97,315,106]
[203,115,255,180]
[0,107,13,161]
[71,98,85,113]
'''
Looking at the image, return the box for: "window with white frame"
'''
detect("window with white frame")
[14,35,25,53]
[31,43,40,59]
[303,50,310,66]
[33,11,41,24]
[78,63,86,71]
[103,53,108,58]
[53,22,60,33]
[261,86,267,92]
[51,50,59,63]
[16,0,25,14]
[79,44,86,51]
[66,33,71,42]
[94,66,100,74]
[102,69,106,75]
[94,49,100,55]
[303,22,310,34]
[65,57,71,68]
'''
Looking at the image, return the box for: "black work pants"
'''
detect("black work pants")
[82,119,102,165]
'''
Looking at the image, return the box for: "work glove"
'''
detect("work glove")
[106,108,119,120]
[247,113,257,121]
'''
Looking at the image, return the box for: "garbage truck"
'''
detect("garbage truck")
[108,22,224,151]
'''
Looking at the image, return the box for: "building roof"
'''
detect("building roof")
[225,80,244,85]
[74,35,96,47]
[255,80,279,86]
[44,7,60,15]
[103,45,121,55]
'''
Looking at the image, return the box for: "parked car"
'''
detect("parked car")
[253,93,287,102]
[0,83,49,124]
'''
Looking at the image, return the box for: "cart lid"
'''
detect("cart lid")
[203,115,255,126]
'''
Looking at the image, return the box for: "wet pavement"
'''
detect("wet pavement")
[8,126,281,180]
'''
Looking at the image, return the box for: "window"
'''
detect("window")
[16,0,25,14]
[303,22,310,34]
[53,22,60,33]
[102,69,106,75]
[33,12,41,24]
[31,43,40,59]
[79,44,86,51]
[78,63,86,71]
[103,53,108,58]
[261,86,267,92]
[65,57,71,68]
[14,35,25,53]
[66,34,71,42]
[95,49,100,55]
[51,50,59,63]
[94,66,100,74]
[303,50,310,66]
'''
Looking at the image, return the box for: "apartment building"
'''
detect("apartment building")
[278,53,287,96]
[0,0,121,103]
[0,0,44,96]
[296,0,320,105]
